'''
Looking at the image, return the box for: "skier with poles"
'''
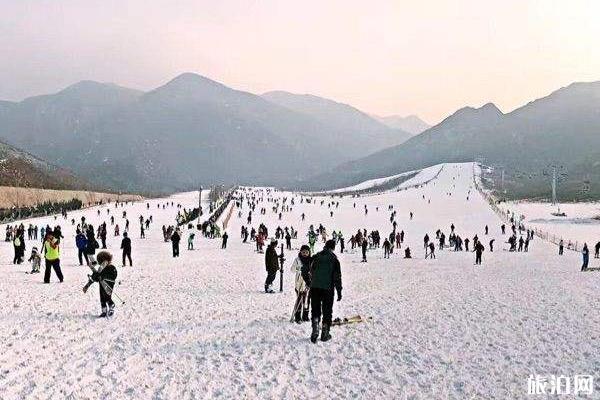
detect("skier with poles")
[309,239,342,343]
[290,245,312,323]
[82,250,118,318]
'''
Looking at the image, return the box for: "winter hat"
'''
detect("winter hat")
[270,239,278,245]
[300,245,310,252]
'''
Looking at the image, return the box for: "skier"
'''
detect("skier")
[264,239,279,293]
[309,240,342,343]
[426,242,435,259]
[489,239,495,252]
[90,251,118,317]
[43,230,64,284]
[28,246,41,274]
[290,245,312,323]
[581,243,589,272]
[595,241,600,258]
[121,232,132,267]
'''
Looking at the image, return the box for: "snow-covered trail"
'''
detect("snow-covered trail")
[0,163,598,399]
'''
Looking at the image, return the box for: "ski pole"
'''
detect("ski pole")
[100,280,126,305]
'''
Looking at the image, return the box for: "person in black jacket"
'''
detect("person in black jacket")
[309,239,342,343]
[85,226,99,265]
[121,232,132,266]
[171,229,181,257]
[92,251,118,317]
[264,239,279,293]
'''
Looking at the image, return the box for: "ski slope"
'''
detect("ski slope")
[0,163,598,399]
[503,200,600,247]
[325,164,443,194]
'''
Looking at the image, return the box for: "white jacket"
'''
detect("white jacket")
[290,256,308,293]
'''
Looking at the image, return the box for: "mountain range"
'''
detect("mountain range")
[304,82,600,200]
[375,114,430,135]
[0,73,412,193]
[2,73,600,200]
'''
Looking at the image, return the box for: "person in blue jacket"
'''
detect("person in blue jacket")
[75,229,88,266]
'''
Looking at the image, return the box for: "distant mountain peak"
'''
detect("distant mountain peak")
[376,114,431,135]
[164,72,228,90]
[149,72,234,100]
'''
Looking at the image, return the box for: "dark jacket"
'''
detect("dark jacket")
[171,232,181,244]
[265,244,279,272]
[310,248,342,295]
[85,231,98,255]
[92,263,118,283]
[76,233,87,250]
[121,237,131,252]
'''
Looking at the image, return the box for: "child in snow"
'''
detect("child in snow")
[28,246,41,274]
[92,251,118,317]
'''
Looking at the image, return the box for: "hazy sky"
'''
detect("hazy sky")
[1,0,600,123]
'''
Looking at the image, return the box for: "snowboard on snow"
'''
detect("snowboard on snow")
[331,315,372,326]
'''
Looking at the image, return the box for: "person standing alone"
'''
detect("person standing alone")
[121,231,132,266]
[43,230,64,283]
[309,239,342,343]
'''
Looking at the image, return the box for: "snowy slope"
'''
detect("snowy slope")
[327,170,418,193]
[326,164,443,194]
[502,200,600,247]
[0,163,598,399]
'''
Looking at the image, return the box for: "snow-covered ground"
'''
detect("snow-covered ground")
[502,200,600,247]
[327,170,419,193]
[325,164,443,194]
[0,163,598,399]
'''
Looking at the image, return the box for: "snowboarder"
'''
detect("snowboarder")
[309,240,342,343]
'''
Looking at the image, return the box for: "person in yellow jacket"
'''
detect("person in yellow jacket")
[43,230,64,283]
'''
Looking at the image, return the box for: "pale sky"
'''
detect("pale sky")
[1,0,600,123]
